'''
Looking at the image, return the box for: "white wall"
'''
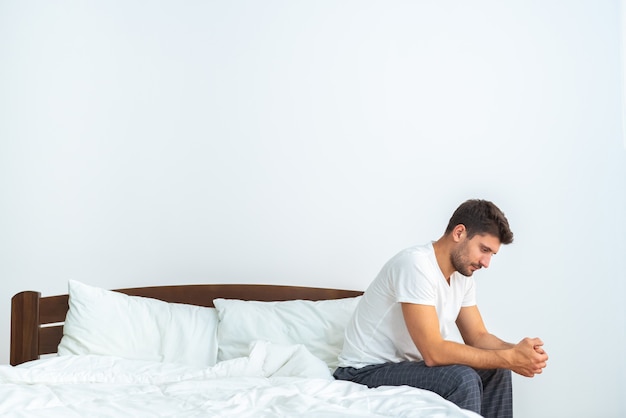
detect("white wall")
[1,1,624,417]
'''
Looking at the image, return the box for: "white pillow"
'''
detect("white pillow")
[213,296,361,369]
[58,280,219,367]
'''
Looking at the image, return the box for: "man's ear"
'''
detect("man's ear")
[452,224,466,242]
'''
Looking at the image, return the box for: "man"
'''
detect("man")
[334,199,548,418]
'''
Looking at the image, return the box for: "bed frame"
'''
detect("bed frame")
[10,284,363,366]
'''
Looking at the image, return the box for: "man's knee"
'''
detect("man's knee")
[477,367,512,388]
[439,366,483,413]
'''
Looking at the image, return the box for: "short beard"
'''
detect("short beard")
[450,241,476,277]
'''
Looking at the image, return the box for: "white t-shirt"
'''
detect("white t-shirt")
[338,242,476,368]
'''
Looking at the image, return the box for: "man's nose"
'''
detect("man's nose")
[480,254,492,268]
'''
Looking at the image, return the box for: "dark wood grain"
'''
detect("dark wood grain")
[10,291,40,366]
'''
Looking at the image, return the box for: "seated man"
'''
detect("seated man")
[334,199,548,418]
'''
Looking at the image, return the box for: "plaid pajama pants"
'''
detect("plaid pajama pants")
[334,361,512,418]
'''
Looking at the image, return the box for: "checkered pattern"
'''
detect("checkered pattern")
[334,361,512,418]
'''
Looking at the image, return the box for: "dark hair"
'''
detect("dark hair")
[445,199,514,245]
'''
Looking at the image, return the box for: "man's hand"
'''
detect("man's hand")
[507,337,548,377]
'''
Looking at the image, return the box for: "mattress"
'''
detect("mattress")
[1,341,480,417]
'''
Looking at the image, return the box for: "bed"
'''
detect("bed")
[6,280,481,417]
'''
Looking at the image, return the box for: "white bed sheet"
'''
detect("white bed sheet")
[1,341,481,417]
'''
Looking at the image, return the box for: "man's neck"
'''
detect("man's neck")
[432,237,455,283]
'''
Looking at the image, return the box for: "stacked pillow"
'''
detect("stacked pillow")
[214,296,360,369]
[58,280,360,370]
[58,280,220,367]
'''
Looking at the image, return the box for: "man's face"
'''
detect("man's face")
[450,233,501,276]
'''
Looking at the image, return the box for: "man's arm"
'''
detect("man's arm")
[456,306,547,356]
[456,305,514,350]
[401,303,548,377]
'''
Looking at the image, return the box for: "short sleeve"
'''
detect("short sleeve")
[391,252,438,306]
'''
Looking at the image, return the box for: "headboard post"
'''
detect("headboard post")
[11,291,41,366]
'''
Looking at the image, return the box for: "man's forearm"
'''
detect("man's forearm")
[424,337,547,378]
[424,339,513,369]
[468,332,515,350]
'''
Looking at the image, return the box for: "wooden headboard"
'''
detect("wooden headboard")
[10,284,363,366]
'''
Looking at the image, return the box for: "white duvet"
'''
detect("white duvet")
[0,341,480,417]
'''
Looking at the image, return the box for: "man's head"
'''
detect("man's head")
[445,199,513,245]
[445,199,513,276]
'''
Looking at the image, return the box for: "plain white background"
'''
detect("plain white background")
[1,1,625,417]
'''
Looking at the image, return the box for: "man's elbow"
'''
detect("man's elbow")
[418,339,453,367]
[421,351,445,367]
[423,357,438,367]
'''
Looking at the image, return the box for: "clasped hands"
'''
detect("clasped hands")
[511,337,548,377]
